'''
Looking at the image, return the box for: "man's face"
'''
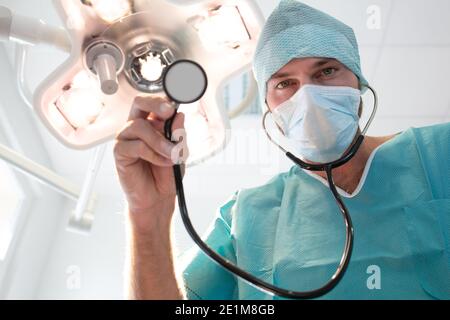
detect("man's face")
[265,57,360,111]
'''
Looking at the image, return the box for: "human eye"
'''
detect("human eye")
[319,67,338,78]
[275,79,293,89]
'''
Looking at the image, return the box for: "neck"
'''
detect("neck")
[314,135,391,194]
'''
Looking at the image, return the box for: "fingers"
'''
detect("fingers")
[119,96,189,166]
[145,112,186,141]
[129,96,176,121]
[119,118,178,159]
[114,140,174,167]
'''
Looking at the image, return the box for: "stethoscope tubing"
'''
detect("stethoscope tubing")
[164,114,358,299]
[162,85,377,299]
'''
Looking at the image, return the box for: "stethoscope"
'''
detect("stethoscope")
[161,59,378,299]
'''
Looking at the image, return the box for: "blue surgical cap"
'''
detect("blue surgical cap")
[252,0,369,110]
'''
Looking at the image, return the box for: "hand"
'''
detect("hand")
[114,96,188,230]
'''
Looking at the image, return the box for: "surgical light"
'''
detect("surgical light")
[193,5,251,50]
[2,0,264,164]
[139,52,166,82]
[56,87,104,129]
[53,71,104,129]
[88,0,132,23]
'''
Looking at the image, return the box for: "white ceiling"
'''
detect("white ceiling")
[0,0,449,190]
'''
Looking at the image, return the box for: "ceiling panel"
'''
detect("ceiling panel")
[240,0,393,46]
[299,0,393,46]
[385,0,450,45]
[372,47,450,117]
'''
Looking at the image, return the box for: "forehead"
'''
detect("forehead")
[268,57,341,82]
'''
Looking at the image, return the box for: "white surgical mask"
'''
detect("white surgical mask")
[271,84,361,163]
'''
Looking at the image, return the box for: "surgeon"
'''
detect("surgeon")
[113,0,450,300]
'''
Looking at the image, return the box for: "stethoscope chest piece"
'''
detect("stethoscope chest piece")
[163,59,208,105]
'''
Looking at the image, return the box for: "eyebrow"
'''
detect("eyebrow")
[268,58,336,82]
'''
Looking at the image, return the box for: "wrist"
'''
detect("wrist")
[128,214,173,259]
[127,201,175,237]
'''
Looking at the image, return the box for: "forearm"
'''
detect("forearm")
[126,209,185,300]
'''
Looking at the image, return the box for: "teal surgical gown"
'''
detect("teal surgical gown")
[181,123,450,300]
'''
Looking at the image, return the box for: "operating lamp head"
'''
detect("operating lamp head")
[33,0,265,165]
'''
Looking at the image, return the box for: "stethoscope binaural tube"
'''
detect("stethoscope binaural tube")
[163,57,378,298]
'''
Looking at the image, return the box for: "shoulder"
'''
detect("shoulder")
[408,122,450,198]
[379,122,450,156]
[409,122,450,144]
[406,122,450,162]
